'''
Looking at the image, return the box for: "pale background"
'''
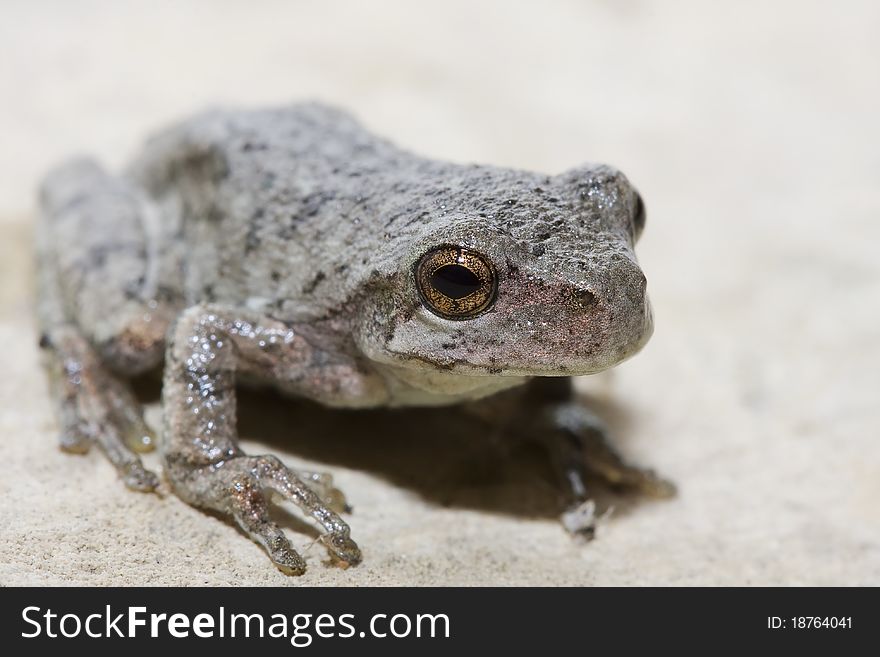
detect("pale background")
[1,0,878,585]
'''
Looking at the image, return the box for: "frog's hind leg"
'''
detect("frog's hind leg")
[36,158,177,491]
[39,325,160,490]
[484,378,675,538]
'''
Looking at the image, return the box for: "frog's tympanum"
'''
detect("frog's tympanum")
[36,104,672,574]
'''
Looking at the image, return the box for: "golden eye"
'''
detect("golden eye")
[415,246,497,320]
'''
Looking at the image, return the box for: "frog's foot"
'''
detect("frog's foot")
[536,402,675,537]
[169,455,361,575]
[40,326,159,492]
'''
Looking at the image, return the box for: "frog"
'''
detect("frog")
[35,103,673,575]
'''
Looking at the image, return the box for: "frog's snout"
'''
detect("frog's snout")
[605,261,648,312]
[553,258,653,370]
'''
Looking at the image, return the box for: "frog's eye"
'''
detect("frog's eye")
[633,192,646,238]
[415,246,497,320]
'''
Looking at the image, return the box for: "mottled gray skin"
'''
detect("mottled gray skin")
[36,103,671,575]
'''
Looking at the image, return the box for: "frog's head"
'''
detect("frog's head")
[356,163,652,387]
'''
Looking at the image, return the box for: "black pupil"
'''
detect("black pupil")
[430,264,481,299]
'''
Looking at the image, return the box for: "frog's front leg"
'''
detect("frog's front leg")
[523,378,675,536]
[473,378,675,537]
[163,305,383,574]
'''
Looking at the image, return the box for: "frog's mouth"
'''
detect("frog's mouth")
[380,348,641,379]
[367,315,652,380]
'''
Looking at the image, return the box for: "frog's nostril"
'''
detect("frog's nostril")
[571,288,596,309]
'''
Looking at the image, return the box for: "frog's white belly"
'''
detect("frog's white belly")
[375,363,527,407]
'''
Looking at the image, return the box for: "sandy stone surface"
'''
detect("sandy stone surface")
[1,0,878,585]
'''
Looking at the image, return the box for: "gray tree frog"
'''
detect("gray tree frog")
[36,103,672,574]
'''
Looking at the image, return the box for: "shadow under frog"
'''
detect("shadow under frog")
[133,373,659,536]
[238,387,656,520]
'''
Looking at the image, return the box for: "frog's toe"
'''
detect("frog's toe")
[121,461,160,492]
[266,536,308,576]
[115,409,157,454]
[222,472,310,575]
[321,533,362,568]
[104,385,157,454]
[609,467,677,499]
[560,499,599,539]
[583,442,676,498]
[77,394,160,493]
[295,469,350,514]
[57,420,93,454]
[559,498,617,541]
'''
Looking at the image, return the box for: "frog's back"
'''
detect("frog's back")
[128,104,421,322]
